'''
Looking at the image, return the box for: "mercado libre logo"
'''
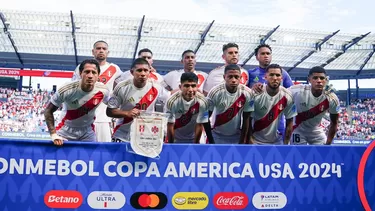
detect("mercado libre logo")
[172,192,209,210]
[44,190,83,209]
[357,140,375,211]
[130,192,167,209]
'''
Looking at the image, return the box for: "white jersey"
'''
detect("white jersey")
[207,83,254,136]
[163,69,208,92]
[72,62,122,122]
[107,80,170,139]
[114,70,165,85]
[203,65,249,94]
[289,84,340,133]
[166,91,209,140]
[252,86,297,144]
[51,81,110,129]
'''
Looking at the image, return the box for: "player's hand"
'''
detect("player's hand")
[126,108,140,118]
[324,76,336,95]
[51,133,67,146]
[252,83,264,94]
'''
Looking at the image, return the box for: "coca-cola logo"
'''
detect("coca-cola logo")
[213,192,248,210]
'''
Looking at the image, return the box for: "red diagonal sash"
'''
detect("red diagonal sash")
[254,96,287,132]
[293,99,329,130]
[196,74,205,88]
[174,102,200,129]
[98,65,116,84]
[240,71,248,85]
[113,87,158,133]
[56,91,104,130]
[149,72,158,81]
[214,94,246,128]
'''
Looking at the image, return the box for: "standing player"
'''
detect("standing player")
[44,59,110,145]
[248,44,294,139]
[114,48,164,86]
[248,64,297,145]
[289,66,340,145]
[165,72,213,143]
[164,50,208,93]
[106,58,170,142]
[72,40,122,142]
[203,43,249,96]
[207,64,254,144]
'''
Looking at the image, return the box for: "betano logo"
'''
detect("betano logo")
[252,192,287,209]
[130,192,167,209]
[44,190,83,209]
[172,192,209,210]
[87,191,126,209]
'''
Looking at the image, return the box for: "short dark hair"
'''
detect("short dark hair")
[222,43,239,52]
[131,58,150,69]
[138,48,153,56]
[254,44,272,55]
[180,72,198,84]
[308,66,326,76]
[224,64,241,74]
[93,40,108,48]
[265,64,282,73]
[79,59,101,74]
[181,50,195,58]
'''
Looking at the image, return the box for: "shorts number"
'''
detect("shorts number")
[293,134,300,143]
[268,112,274,121]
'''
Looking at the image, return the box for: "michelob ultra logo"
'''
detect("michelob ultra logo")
[172,192,209,210]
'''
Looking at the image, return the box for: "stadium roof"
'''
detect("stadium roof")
[0,9,375,80]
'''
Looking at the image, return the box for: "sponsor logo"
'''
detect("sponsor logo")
[172,192,208,210]
[87,191,126,209]
[130,192,167,209]
[44,190,83,209]
[213,192,248,210]
[252,192,287,209]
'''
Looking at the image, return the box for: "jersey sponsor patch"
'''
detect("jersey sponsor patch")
[249,100,254,107]
[336,106,341,112]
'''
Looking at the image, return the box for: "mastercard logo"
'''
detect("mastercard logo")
[130,192,167,210]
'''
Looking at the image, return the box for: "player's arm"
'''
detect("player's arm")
[167,123,175,143]
[239,112,250,144]
[204,111,214,144]
[44,91,67,146]
[284,118,293,144]
[44,102,59,136]
[282,70,294,88]
[247,116,254,144]
[106,93,140,118]
[194,124,203,144]
[326,113,339,145]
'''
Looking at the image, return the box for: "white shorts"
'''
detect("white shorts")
[57,125,96,142]
[291,130,326,145]
[212,132,240,144]
[253,139,283,145]
[94,122,112,142]
[112,132,130,143]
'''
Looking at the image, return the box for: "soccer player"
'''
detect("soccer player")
[248,44,294,139]
[44,59,110,146]
[289,66,340,145]
[72,40,122,142]
[163,50,208,93]
[207,64,254,144]
[165,72,213,143]
[106,58,170,142]
[248,64,296,145]
[203,43,249,96]
[114,48,164,86]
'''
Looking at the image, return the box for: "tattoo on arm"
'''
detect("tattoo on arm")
[44,103,59,135]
